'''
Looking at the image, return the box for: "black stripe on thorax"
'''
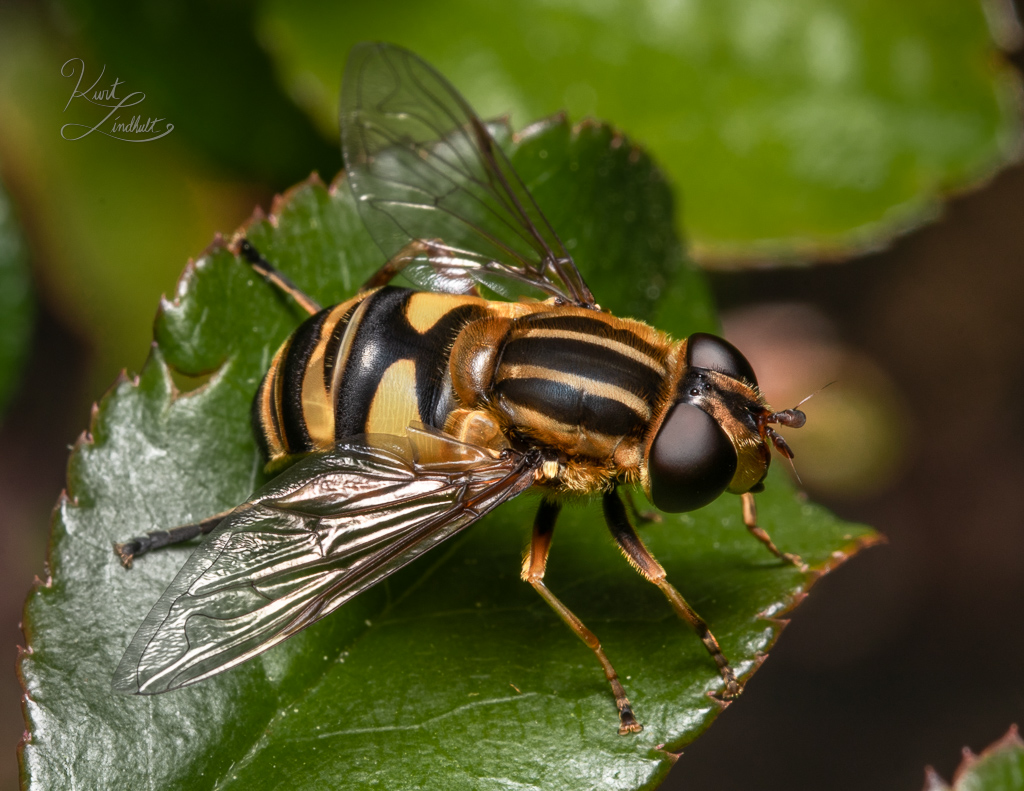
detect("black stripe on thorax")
[334,287,487,437]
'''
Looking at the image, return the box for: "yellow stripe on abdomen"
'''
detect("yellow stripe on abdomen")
[300,301,359,449]
[255,338,292,464]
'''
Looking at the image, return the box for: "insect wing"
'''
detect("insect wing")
[112,435,539,694]
[341,42,595,307]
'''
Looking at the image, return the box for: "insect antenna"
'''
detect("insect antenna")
[762,381,835,486]
[765,380,836,430]
[792,380,836,410]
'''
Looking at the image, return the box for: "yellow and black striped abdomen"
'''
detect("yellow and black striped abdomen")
[493,310,672,459]
[253,287,488,469]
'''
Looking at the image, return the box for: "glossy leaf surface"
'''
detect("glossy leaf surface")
[20,118,875,790]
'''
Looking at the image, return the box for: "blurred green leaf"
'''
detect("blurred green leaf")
[0,8,267,390]
[0,178,33,416]
[20,119,875,790]
[57,0,338,186]
[926,727,1024,791]
[258,0,1022,263]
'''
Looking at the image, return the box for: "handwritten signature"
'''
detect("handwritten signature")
[60,59,174,142]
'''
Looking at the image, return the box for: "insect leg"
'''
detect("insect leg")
[620,488,661,525]
[522,498,643,735]
[238,239,322,315]
[603,489,741,699]
[113,508,233,569]
[741,492,807,571]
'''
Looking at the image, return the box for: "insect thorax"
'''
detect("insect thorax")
[451,305,676,478]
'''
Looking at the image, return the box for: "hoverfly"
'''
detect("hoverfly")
[112,42,807,735]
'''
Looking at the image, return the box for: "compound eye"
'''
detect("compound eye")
[685,332,758,386]
[649,403,737,513]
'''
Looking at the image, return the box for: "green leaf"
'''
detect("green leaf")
[258,0,1021,263]
[925,727,1024,791]
[56,0,338,186]
[0,9,274,391]
[0,177,32,417]
[20,118,875,790]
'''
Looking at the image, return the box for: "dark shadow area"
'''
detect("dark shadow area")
[0,303,90,791]
[665,142,1024,791]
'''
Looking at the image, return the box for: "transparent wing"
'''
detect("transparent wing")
[341,41,595,307]
[113,431,540,694]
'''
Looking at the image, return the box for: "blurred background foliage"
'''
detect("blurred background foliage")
[0,0,1022,789]
[0,181,32,416]
[0,0,1018,394]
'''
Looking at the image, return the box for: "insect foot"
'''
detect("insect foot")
[714,674,743,702]
[113,541,138,569]
[617,701,644,735]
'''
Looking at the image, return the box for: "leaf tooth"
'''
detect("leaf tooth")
[922,765,951,791]
[327,168,349,195]
[651,744,682,764]
[949,725,1024,786]
[197,231,229,261]
[233,203,269,245]
[270,172,326,223]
